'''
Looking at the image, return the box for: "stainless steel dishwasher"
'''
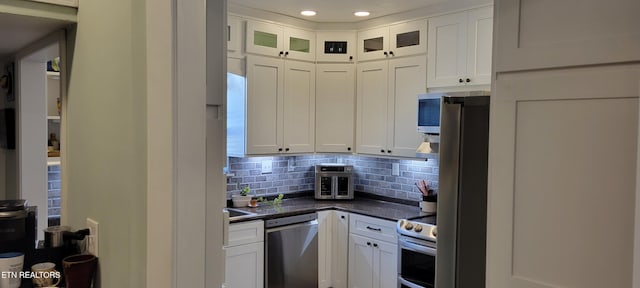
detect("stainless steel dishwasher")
[265,212,318,288]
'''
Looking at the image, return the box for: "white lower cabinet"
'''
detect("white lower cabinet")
[318,210,350,288]
[348,214,397,288]
[224,220,264,288]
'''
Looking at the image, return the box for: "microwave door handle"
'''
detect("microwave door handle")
[332,176,338,196]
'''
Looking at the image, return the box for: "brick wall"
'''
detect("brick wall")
[226,155,438,202]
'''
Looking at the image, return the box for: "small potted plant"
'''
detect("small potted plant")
[232,186,253,207]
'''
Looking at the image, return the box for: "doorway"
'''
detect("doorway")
[14,31,67,241]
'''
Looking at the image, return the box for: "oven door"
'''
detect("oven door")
[398,236,436,288]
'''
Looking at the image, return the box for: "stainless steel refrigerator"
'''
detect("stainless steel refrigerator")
[436,95,490,288]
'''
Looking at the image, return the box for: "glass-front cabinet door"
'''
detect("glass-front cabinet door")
[316,31,356,62]
[246,20,284,57]
[284,28,316,61]
[357,27,389,61]
[246,20,316,61]
[389,19,427,57]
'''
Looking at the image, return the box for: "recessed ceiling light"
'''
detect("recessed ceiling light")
[301,10,317,16]
[354,11,370,17]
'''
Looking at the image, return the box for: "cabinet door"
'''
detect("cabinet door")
[283,60,315,153]
[488,65,639,288]
[225,242,264,288]
[389,19,427,57]
[246,20,284,57]
[227,15,244,59]
[246,55,284,154]
[318,211,333,288]
[494,1,640,72]
[46,72,60,118]
[316,31,357,62]
[356,61,389,156]
[373,240,397,288]
[348,234,374,288]
[357,27,389,61]
[284,28,316,62]
[466,6,493,85]
[316,64,355,153]
[388,56,426,158]
[427,12,468,88]
[332,212,350,288]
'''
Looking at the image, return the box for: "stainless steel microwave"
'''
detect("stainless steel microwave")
[417,93,442,134]
[417,91,490,134]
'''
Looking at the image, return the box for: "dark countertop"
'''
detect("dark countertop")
[228,196,430,223]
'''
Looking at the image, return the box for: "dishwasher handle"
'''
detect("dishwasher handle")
[265,212,318,229]
[266,219,318,233]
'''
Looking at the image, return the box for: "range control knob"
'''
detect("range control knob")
[432,227,437,237]
[414,224,423,233]
[405,223,414,230]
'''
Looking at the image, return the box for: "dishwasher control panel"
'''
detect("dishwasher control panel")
[265,212,318,228]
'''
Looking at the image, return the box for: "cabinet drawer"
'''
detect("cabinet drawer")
[228,220,264,246]
[349,214,397,243]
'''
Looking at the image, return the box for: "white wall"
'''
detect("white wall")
[17,59,48,240]
[64,0,147,286]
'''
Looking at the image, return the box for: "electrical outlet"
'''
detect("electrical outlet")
[261,160,273,174]
[287,159,295,172]
[86,218,99,257]
[392,163,400,176]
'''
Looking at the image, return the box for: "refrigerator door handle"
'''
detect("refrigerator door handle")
[435,99,462,288]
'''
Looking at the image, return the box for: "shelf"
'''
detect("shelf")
[47,157,60,166]
[47,116,60,120]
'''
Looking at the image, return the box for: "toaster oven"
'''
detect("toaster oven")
[315,164,354,200]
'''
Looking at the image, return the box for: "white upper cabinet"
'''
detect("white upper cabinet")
[282,60,316,153]
[247,20,285,57]
[246,20,315,61]
[358,19,427,62]
[285,27,316,62]
[389,20,428,58]
[387,57,426,157]
[227,15,244,59]
[245,55,315,155]
[356,55,425,158]
[427,6,493,88]
[494,0,640,72]
[316,64,356,153]
[246,55,284,155]
[316,31,357,62]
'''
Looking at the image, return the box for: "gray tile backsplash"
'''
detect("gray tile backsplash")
[226,155,438,202]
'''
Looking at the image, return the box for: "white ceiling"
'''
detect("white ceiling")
[229,0,448,22]
[0,13,70,59]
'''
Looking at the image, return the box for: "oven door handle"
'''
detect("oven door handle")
[399,238,437,256]
[399,276,427,288]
